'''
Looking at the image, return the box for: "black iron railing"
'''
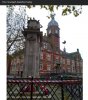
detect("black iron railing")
[7,77,82,100]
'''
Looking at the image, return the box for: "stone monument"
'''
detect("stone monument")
[22,19,42,78]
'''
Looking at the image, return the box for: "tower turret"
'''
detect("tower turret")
[47,14,60,52]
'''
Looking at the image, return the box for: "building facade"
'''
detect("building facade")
[9,15,83,77]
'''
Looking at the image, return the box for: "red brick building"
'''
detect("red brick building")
[39,15,83,76]
[9,15,83,77]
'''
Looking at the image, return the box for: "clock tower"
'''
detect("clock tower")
[47,14,60,52]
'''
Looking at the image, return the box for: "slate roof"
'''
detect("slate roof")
[48,14,58,27]
[60,50,82,60]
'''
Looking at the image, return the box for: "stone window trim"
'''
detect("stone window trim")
[46,53,51,61]
[67,59,70,65]
[40,64,43,70]
[47,65,51,71]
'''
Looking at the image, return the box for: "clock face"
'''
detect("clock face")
[55,30,58,34]
[49,29,51,34]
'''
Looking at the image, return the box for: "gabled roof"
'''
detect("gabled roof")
[60,50,82,60]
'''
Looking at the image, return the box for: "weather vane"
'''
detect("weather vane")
[50,13,56,19]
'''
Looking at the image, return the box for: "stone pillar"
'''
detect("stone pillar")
[22,19,42,78]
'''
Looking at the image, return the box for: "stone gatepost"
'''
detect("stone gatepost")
[22,19,42,78]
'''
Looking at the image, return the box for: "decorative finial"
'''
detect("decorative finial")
[62,40,66,52]
[33,17,35,20]
[50,13,56,19]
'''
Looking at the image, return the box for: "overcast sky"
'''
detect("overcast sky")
[26,6,88,60]
[0,5,88,100]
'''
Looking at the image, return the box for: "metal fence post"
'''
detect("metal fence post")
[78,84,82,100]
[31,76,33,100]
[61,75,64,100]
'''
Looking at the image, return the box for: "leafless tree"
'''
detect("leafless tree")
[7,5,28,54]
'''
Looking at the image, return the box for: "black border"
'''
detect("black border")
[0,0,88,5]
